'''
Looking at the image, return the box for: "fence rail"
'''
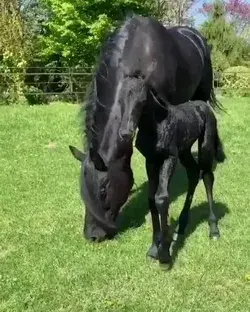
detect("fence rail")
[0,68,249,103]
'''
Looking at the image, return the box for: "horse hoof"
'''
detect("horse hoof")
[159,262,172,271]
[146,245,159,260]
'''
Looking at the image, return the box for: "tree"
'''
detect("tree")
[148,0,197,26]
[200,0,250,35]
[0,0,27,102]
[199,0,245,71]
[39,0,154,68]
[40,0,199,69]
[0,0,26,66]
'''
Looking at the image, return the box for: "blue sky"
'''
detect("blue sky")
[192,1,207,26]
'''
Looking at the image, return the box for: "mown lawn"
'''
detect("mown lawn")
[1,98,250,311]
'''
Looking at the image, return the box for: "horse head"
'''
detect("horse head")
[69,144,134,242]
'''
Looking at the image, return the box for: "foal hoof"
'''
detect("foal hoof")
[209,232,220,240]
[158,247,172,269]
[146,245,159,260]
[159,262,172,271]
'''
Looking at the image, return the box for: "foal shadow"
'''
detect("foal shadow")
[118,161,188,233]
[169,201,229,269]
[117,158,229,268]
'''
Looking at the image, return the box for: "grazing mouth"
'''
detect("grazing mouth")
[118,128,135,142]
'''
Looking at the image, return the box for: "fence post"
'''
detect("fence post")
[69,67,73,101]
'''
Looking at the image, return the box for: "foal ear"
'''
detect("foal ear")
[69,145,86,162]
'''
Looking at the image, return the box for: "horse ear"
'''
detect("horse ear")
[89,148,107,171]
[69,145,86,162]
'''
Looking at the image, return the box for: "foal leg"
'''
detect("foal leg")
[155,156,177,266]
[146,158,161,260]
[202,170,220,239]
[199,141,220,239]
[177,150,200,236]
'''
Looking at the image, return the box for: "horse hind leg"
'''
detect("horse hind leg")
[198,138,220,240]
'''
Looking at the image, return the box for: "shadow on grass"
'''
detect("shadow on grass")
[116,157,229,267]
[168,200,229,269]
[117,161,188,232]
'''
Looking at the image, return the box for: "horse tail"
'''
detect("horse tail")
[205,44,226,113]
[209,86,226,113]
[214,127,226,163]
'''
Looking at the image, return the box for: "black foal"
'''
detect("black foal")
[142,100,226,266]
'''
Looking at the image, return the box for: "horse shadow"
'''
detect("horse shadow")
[117,158,229,266]
[117,161,189,232]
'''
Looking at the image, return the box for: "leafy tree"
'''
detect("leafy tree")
[199,0,245,71]
[39,0,154,68]
[0,0,28,102]
[0,1,26,66]
[149,0,197,26]
[200,0,250,36]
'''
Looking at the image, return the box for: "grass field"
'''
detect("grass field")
[1,98,250,311]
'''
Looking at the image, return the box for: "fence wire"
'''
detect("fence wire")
[0,68,249,103]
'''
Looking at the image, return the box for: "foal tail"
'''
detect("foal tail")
[199,110,226,169]
[214,129,226,163]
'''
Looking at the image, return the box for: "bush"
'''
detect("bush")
[221,66,250,97]
[24,85,48,105]
[211,49,230,72]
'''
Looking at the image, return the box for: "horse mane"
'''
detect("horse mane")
[81,76,96,149]
[81,14,138,150]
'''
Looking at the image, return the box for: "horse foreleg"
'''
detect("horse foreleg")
[155,156,177,268]
[145,158,161,260]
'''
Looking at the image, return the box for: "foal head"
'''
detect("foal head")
[118,76,147,141]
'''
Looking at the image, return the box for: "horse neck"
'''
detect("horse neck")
[88,72,130,165]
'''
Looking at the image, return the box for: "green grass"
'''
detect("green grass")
[1,98,250,311]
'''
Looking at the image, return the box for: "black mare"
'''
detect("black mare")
[69,15,224,262]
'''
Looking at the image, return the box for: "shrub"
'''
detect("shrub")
[24,85,48,105]
[221,66,250,97]
[211,49,230,72]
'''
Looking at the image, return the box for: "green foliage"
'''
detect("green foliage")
[221,66,250,97]
[211,49,230,72]
[147,0,196,26]
[200,0,245,72]
[0,64,26,105]
[0,1,28,104]
[40,0,153,67]
[24,85,49,105]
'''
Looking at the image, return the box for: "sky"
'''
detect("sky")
[192,1,207,26]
